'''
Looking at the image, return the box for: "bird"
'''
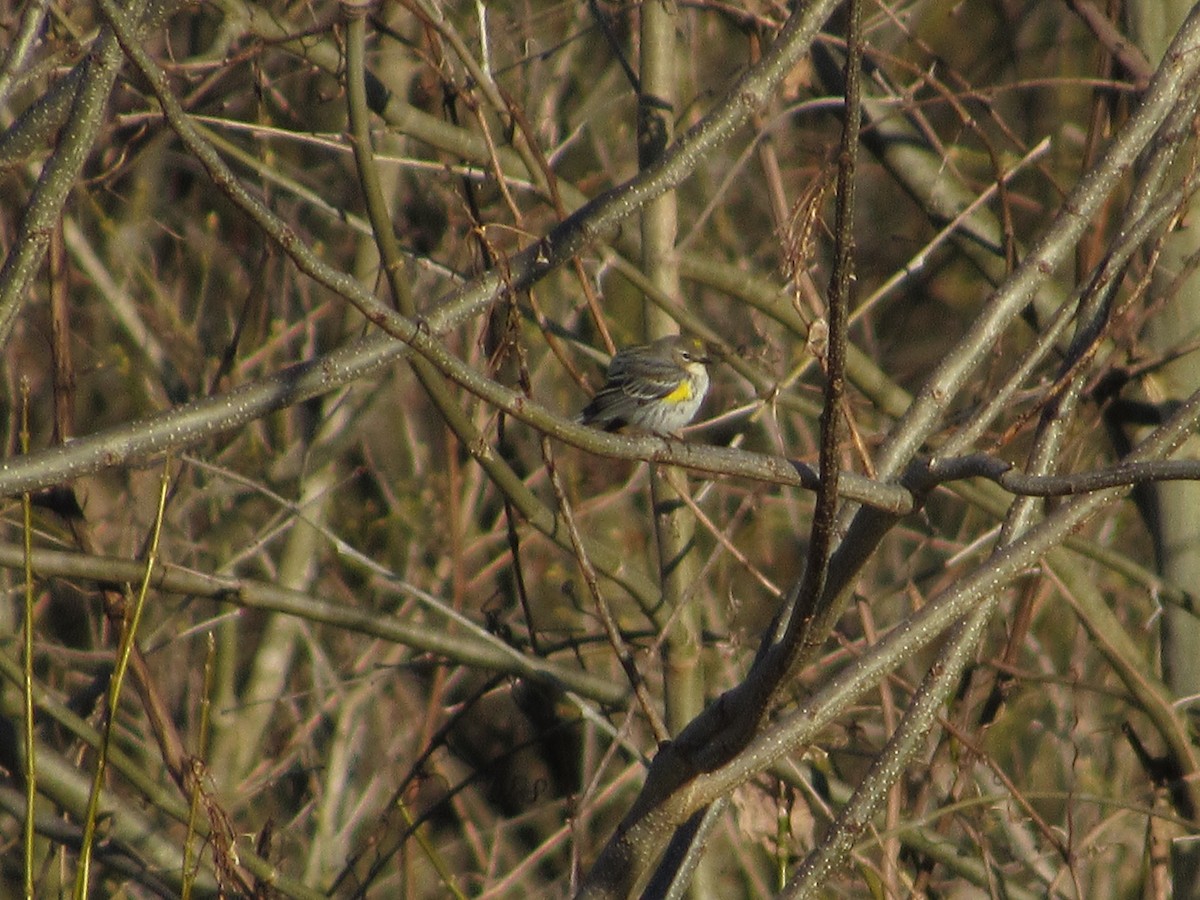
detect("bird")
[577,334,712,436]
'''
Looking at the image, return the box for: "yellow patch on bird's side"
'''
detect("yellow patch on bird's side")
[662,380,693,403]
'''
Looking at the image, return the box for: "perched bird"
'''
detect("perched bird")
[578,334,712,436]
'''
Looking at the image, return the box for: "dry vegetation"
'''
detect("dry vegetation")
[2,0,1200,897]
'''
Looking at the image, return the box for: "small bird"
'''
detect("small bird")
[578,334,712,436]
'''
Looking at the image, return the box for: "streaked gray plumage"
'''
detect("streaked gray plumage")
[578,335,711,435]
